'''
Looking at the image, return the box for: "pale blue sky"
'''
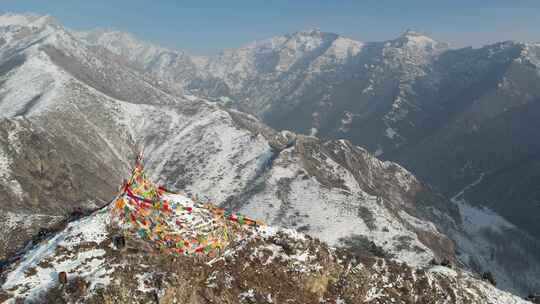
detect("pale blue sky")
[1,0,539,55]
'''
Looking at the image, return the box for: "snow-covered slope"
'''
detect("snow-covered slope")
[2,209,113,301]
[449,175,540,296]
[109,98,456,268]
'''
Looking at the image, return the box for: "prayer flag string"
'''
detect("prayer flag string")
[111,153,264,257]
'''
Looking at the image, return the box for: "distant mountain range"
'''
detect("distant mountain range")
[0,12,539,300]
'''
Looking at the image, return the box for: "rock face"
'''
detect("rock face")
[0,190,529,304]
[0,12,539,297]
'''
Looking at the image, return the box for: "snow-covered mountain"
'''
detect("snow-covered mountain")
[77,24,540,275]
[0,12,539,299]
[73,28,208,95]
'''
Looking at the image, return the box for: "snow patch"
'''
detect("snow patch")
[2,210,113,301]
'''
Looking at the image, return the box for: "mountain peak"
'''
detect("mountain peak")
[75,27,137,41]
[398,29,436,43]
[289,28,332,39]
[297,28,322,35]
[401,28,425,37]
[391,29,448,51]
